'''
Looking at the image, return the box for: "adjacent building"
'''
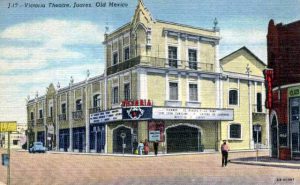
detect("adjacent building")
[266,19,300,159]
[1,123,27,150]
[27,0,268,154]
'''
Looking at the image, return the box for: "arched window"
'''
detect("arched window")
[229,89,238,105]
[229,123,241,139]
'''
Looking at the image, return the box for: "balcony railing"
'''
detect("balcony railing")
[252,104,265,113]
[58,114,67,121]
[36,118,44,125]
[106,56,214,75]
[89,107,101,114]
[28,120,34,127]
[72,111,83,120]
[47,117,53,123]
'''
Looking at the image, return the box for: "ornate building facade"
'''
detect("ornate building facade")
[27,0,268,154]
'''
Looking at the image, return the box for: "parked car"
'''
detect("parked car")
[29,142,46,153]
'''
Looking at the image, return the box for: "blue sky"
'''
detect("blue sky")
[0,0,299,123]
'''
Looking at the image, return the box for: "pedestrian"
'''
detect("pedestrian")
[221,140,230,167]
[153,140,159,156]
[144,139,149,155]
[138,140,144,155]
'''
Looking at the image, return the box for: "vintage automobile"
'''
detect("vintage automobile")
[29,142,46,153]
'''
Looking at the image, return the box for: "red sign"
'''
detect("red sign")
[121,99,153,107]
[264,69,273,109]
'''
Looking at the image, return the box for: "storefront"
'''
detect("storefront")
[59,129,69,152]
[37,131,45,145]
[89,125,105,153]
[73,127,85,152]
[289,86,300,158]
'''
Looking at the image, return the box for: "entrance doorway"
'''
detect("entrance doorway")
[90,125,105,153]
[113,126,132,154]
[166,124,201,153]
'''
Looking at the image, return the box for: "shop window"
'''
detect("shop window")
[229,123,241,139]
[76,99,82,111]
[39,109,43,119]
[113,52,118,65]
[168,46,178,68]
[93,94,101,108]
[188,49,197,70]
[229,89,238,105]
[112,87,119,104]
[61,103,66,114]
[124,83,130,100]
[189,84,198,101]
[169,82,178,100]
[124,47,130,61]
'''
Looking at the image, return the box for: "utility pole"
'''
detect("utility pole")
[7,131,11,185]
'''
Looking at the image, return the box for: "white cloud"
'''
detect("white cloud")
[0,19,104,72]
[0,19,105,123]
[220,29,267,62]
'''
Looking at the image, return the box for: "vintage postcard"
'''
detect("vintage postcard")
[0,0,299,184]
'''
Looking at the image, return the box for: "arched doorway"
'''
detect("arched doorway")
[271,113,278,157]
[166,124,201,153]
[113,126,132,154]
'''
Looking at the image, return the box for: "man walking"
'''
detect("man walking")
[221,140,229,167]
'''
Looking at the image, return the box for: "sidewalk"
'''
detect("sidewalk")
[18,149,263,157]
[230,156,300,169]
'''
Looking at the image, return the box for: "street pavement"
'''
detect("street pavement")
[0,149,299,185]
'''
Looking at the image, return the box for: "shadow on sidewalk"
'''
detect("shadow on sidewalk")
[230,156,300,169]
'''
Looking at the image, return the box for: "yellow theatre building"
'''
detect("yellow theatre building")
[26,0,269,154]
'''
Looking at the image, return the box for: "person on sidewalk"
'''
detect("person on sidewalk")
[221,140,230,167]
[144,139,149,155]
[138,140,144,155]
[153,140,159,156]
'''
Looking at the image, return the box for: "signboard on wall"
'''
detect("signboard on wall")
[149,131,160,142]
[152,108,233,120]
[122,106,152,120]
[90,109,122,124]
[288,86,300,98]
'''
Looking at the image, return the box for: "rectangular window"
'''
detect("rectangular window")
[124,47,130,61]
[256,93,262,112]
[50,107,53,118]
[168,46,177,68]
[93,94,101,108]
[13,140,18,145]
[188,49,197,70]
[230,124,241,139]
[113,52,118,65]
[169,82,178,100]
[113,87,119,104]
[39,109,43,119]
[124,83,130,100]
[229,89,238,105]
[76,99,82,111]
[189,84,198,101]
[30,112,34,120]
[61,103,66,114]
